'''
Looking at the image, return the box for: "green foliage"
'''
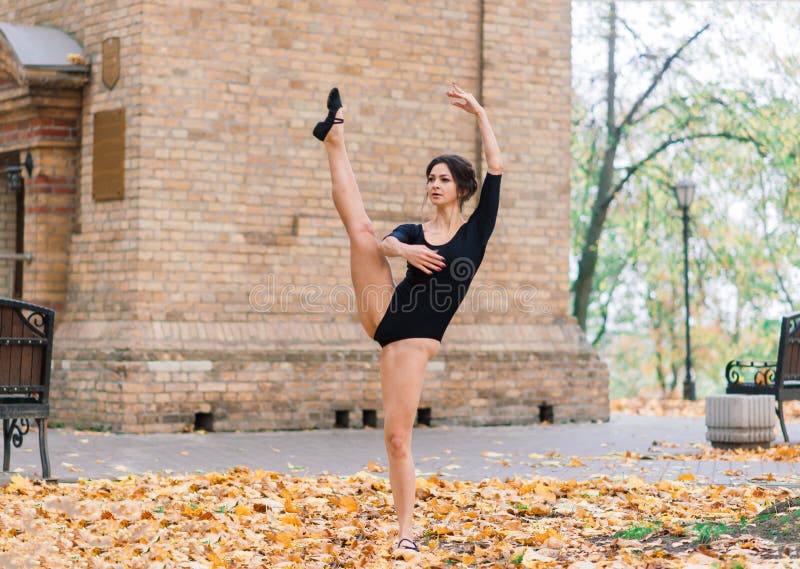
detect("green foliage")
[692,521,732,544]
[614,520,663,540]
[571,1,800,397]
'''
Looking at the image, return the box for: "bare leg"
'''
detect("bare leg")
[380,338,439,544]
[322,109,394,336]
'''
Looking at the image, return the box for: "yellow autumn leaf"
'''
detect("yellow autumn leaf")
[5,475,33,495]
[534,482,557,502]
[677,473,696,482]
[337,495,359,513]
[280,513,301,526]
[274,531,295,546]
[528,501,552,516]
[207,549,227,568]
[233,504,252,517]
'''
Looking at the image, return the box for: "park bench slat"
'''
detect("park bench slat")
[0,308,12,388]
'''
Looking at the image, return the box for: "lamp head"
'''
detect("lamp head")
[674,178,696,209]
[5,165,22,194]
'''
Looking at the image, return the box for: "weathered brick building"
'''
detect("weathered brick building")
[0,0,609,433]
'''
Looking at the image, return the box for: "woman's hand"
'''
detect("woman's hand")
[448,81,503,174]
[447,82,484,116]
[404,244,446,275]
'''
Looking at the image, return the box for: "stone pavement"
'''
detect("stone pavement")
[3,414,800,486]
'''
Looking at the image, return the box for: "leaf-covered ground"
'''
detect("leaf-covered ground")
[611,397,800,420]
[2,467,799,568]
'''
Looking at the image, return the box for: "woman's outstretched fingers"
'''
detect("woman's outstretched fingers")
[447,82,481,115]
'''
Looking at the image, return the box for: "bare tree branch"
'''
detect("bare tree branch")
[604,132,758,206]
[618,24,711,133]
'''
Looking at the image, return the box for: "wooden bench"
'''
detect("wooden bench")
[725,311,800,443]
[0,297,54,479]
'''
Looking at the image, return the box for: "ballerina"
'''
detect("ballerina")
[313,82,503,557]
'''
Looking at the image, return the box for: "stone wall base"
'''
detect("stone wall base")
[51,320,609,433]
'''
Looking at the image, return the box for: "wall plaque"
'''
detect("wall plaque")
[92,109,125,201]
[102,37,120,90]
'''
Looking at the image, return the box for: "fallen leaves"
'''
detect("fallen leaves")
[612,397,800,421]
[652,441,800,462]
[366,460,386,473]
[4,474,33,495]
[1,467,797,567]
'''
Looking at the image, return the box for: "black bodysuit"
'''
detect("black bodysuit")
[373,173,501,347]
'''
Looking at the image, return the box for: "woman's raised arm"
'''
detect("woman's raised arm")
[447,83,503,175]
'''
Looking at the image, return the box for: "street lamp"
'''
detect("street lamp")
[673,178,696,401]
[6,164,22,194]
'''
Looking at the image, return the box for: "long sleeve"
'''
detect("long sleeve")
[469,173,501,245]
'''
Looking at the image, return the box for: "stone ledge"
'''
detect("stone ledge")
[54,320,592,353]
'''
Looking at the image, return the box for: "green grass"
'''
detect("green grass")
[692,521,732,544]
[613,521,663,540]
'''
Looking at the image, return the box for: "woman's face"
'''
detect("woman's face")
[427,163,459,207]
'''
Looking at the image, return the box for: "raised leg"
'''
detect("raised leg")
[380,338,439,544]
[36,418,51,480]
[322,108,394,337]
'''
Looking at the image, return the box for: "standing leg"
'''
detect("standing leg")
[380,338,439,548]
[321,107,394,336]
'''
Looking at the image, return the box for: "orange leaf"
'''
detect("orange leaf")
[208,550,227,567]
[233,504,252,517]
[677,473,696,482]
[281,513,302,526]
[534,482,557,502]
[275,531,295,546]
[337,496,359,513]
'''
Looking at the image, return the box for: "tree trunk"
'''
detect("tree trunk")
[574,1,617,331]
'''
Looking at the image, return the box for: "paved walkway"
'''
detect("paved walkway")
[3,414,800,486]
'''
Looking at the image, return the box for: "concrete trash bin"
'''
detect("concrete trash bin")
[705,394,775,448]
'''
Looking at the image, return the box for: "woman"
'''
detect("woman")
[313,83,503,557]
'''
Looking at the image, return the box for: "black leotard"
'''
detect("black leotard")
[373,173,501,347]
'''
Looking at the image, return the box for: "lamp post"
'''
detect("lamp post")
[673,178,696,401]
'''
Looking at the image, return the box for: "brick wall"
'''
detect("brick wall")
[1,0,609,432]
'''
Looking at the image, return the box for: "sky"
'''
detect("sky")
[571,1,800,103]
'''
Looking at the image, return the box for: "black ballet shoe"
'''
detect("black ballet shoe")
[312,87,344,141]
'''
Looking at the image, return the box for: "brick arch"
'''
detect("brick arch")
[0,35,25,87]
